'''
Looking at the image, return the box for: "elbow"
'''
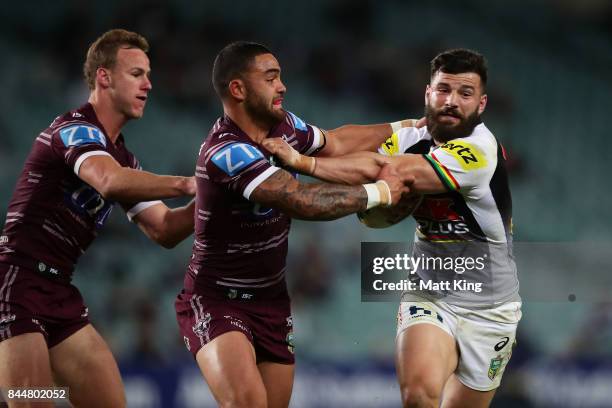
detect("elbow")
[152,223,180,249]
[97,172,122,200]
[159,238,178,249]
[151,230,179,249]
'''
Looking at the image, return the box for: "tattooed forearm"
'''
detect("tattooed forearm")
[251,169,368,220]
[283,183,367,220]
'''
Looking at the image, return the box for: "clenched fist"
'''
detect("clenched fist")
[261,138,315,174]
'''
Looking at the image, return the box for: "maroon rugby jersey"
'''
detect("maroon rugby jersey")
[0,103,146,276]
[185,111,324,299]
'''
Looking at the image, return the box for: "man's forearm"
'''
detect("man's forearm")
[311,152,389,184]
[103,168,193,202]
[161,199,196,247]
[251,170,394,221]
[272,182,368,221]
[323,119,420,157]
[323,123,393,156]
[262,138,388,184]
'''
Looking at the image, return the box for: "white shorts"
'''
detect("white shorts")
[396,295,522,391]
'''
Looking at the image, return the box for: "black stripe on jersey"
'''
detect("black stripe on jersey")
[447,191,488,241]
[489,141,513,236]
[403,140,432,155]
[406,140,457,189]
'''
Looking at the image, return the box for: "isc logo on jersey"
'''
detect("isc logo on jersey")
[212,143,264,176]
[59,125,107,148]
[440,140,486,170]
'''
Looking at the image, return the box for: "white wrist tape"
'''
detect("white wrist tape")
[363,180,392,209]
[288,145,316,175]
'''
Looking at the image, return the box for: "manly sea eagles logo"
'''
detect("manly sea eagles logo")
[192,312,212,337]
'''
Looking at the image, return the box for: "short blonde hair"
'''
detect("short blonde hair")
[83,29,149,90]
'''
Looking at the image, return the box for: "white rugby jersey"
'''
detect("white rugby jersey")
[379,123,519,305]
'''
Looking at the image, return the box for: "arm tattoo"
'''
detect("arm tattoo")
[251,169,368,220]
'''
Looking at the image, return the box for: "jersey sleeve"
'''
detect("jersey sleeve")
[377,127,421,157]
[205,140,281,200]
[424,137,496,193]
[53,123,112,175]
[285,111,325,156]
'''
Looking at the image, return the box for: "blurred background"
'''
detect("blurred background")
[1,0,611,407]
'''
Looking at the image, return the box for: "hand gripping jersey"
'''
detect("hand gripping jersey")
[379,123,520,306]
[0,103,154,278]
[185,111,324,300]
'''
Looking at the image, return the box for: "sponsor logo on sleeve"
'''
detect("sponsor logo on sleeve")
[59,125,107,148]
[65,183,113,228]
[381,133,400,156]
[211,143,264,176]
[440,140,487,170]
[287,111,308,131]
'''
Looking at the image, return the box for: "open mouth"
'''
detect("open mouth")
[136,96,147,102]
[273,98,283,106]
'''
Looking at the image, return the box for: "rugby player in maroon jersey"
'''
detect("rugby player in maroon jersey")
[0,29,196,408]
[174,41,415,408]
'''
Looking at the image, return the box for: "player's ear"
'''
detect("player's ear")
[228,79,246,102]
[478,93,487,115]
[96,67,112,89]
[425,84,431,105]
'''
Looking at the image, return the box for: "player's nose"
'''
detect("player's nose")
[444,90,458,107]
[142,76,152,91]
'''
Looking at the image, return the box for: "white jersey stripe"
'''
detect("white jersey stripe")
[304,126,323,156]
[221,267,286,283]
[73,151,113,175]
[216,271,286,288]
[243,167,281,200]
[227,228,289,249]
[126,201,163,222]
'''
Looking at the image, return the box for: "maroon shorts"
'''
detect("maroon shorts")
[175,290,295,364]
[0,262,89,347]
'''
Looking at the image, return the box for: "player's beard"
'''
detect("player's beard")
[425,103,480,143]
[244,89,284,129]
